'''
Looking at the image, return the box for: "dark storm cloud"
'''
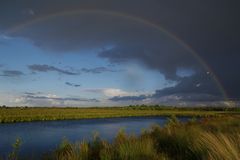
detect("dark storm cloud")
[65,82,81,87]
[1,0,240,100]
[152,73,222,98]
[0,0,200,80]
[28,64,79,75]
[98,45,195,80]
[109,73,225,102]
[0,70,24,77]
[25,95,99,102]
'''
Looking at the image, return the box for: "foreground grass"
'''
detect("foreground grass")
[40,116,240,160]
[0,106,239,123]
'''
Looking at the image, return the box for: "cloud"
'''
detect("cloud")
[0,0,239,100]
[65,82,81,87]
[19,93,99,106]
[25,95,99,102]
[108,92,231,107]
[23,92,43,95]
[152,73,223,98]
[8,92,99,106]
[85,88,149,97]
[155,93,222,102]
[101,88,130,97]
[109,95,148,101]
[148,95,236,107]
[81,67,120,74]
[28,64,79,75]
[28,65,119,76]
[85,88,128,97]
[98,45,196,80]
[0,70,24,77]
[108,73,225,104]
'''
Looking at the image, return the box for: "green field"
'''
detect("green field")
[0,106,239,123]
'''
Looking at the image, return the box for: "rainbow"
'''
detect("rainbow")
[4,9,229,101]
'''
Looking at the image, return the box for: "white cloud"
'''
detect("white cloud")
[0,92,98,107]
[85,88,152,97]
[102,88,131,97]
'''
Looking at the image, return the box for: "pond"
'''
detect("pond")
[0,116,191,159]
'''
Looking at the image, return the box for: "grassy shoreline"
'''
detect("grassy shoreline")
[0,106,239,123]
[48,116,240,160]
[1,107,240,159]
[4,115,240,160]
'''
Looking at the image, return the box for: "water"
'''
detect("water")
[0,116,191,158]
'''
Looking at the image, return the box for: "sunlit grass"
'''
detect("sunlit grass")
[197,132,240,160]
[0,106,238,123]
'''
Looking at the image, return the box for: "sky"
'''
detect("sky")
[0,0,239,107]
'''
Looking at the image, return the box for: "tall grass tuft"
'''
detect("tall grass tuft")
[197,132,240,160]
[99,141,113,160]
[114,133,158,160]
[150,125,204,159]
[54,139,90,160]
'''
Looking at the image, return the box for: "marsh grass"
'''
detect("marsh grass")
[50,139,90,160]
[111,131,160,160]
[3,115,240,160]
[197,132,240,160]
[48,131,167,160]
[40,116,240,160]
[0,106,237,123]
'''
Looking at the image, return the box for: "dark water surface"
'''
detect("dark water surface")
[0,116,191,158]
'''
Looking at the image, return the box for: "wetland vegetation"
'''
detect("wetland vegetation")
[0,105,239,123]
[2,114,240,160]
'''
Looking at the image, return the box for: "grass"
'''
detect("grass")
[37,115,240,160]
[0,106,239,123]
[197,132,240,159]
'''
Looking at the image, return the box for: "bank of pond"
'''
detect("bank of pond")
[1,115,240,160]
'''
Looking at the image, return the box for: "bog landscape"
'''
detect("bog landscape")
[0,1,240,160]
